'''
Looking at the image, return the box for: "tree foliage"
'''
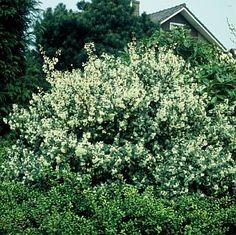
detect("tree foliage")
[0,0,39,135]
[34,3,89,70]
[35,0,157,70]
[77,0,156,55]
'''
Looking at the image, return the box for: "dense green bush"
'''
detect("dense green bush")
[0,0,40,135]
[144,29,236,103]
[0,137,12,166]
[1,43,235,197]
[0,180,235,234]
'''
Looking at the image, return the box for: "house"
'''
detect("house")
[132,1,226,50]
[230,48,236,58]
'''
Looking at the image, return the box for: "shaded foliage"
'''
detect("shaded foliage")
[34,3,89,70]
[0,0,39,135]
[34,0,157,70]
[77,0,156,55]
[0,180,235,234]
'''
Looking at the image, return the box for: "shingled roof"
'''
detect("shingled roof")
[147,3,226,50]
[149,3,186,24]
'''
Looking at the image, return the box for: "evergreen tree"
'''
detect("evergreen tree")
[0,0,39,135]
[35,0,157,70]
[77,0,156,55]
[34,3,89,70]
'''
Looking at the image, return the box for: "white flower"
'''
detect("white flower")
[75,146,86,156]
[1,40,235,198]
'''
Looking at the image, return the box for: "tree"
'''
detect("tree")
[0,0,39,135]
[34,3,89,70]
[77,0,156,55]
[35,0,157,70]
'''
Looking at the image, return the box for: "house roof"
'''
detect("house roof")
[148,3,226,50]
[149,3,186,24]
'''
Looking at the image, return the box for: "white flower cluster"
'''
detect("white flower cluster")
[2,42,236,196]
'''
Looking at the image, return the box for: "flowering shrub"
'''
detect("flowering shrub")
[1,43,236,196]
[144,29,236,104]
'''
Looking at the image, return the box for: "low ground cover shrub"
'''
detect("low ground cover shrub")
[0,181,235,234]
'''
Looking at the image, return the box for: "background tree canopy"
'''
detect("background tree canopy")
[34,0,157,70]
[0,0,39,135]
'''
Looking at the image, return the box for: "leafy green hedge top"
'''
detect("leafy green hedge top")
[2,42,236,197]
[0,180,235,234]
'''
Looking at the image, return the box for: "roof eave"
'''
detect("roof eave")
[160,7,185,25]
[160,7,226,51]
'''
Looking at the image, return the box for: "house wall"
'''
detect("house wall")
[148,10,225,50]
[161,13,210,43]
[161,13,199,38]
[198,32,208,42]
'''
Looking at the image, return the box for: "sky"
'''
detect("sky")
[39,0,236,49]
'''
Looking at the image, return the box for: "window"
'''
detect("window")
[170,22,185,30]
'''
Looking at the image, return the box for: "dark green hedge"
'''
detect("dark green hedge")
[0,137,12,166]
[0,180,235,235]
